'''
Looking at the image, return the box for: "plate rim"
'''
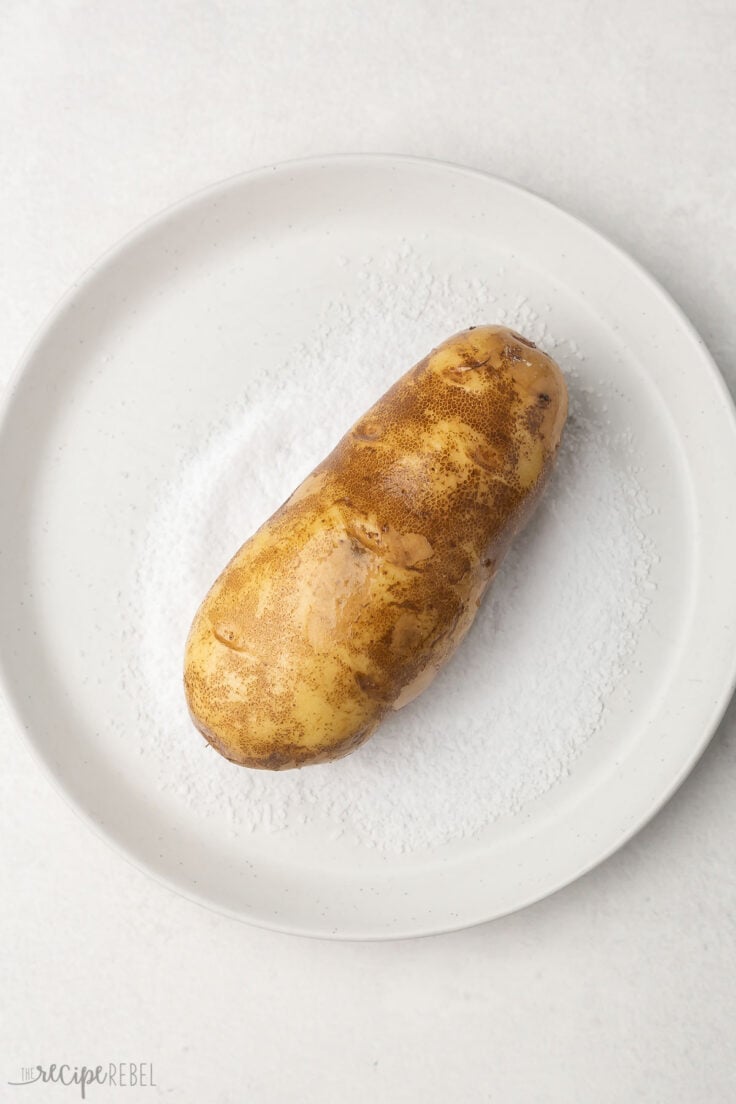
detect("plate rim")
[1,152,736,940]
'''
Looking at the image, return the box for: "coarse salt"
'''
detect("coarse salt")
[120,248,656,854]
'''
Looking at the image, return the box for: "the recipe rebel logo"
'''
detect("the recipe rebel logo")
[7,1063,156,1098]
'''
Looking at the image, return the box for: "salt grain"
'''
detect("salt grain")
[119,248,656,854]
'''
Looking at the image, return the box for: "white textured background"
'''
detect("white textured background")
[2,2,735,1101]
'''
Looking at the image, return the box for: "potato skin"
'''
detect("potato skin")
[184,326,567,769]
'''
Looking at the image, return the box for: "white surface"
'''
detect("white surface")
[3,156,735,940]
[1,0,735,1096]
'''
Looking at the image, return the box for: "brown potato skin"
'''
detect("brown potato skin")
[184,326,568,769]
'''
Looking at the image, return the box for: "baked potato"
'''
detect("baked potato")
[184,325,567,769]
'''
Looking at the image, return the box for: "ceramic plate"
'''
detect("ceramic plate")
[1,156,735,938]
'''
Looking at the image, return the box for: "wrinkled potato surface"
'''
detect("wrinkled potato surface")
[184,326,568,769]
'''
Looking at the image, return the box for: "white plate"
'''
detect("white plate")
[1,155,735,939]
